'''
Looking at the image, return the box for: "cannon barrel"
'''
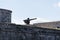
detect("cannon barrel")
[29,18,37,21]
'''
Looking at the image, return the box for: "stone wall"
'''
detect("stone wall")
[0,9,12,23]
[0,23,60,40]
[33,21,60,29]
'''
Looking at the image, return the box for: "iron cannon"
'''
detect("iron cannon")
[23,18,37,24]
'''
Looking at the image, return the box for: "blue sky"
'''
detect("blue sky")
[0,0,60,24]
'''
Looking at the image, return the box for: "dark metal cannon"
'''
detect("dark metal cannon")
[23,18,37,24]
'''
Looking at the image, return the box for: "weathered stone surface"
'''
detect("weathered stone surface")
[0,23,60,40]
[33,21,60,29]
[0,9,12,23]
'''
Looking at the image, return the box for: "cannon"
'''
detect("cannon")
[23,18,37,24]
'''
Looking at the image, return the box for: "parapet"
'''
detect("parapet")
[0,8,12,23]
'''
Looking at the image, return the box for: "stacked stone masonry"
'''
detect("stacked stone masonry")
[0,23,60,40]
[0,9,12,23]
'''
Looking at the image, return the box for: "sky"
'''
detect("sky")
[0,0,60,24]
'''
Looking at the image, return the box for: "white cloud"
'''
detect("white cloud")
[12,17,51,25]
[53,2,60,7]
